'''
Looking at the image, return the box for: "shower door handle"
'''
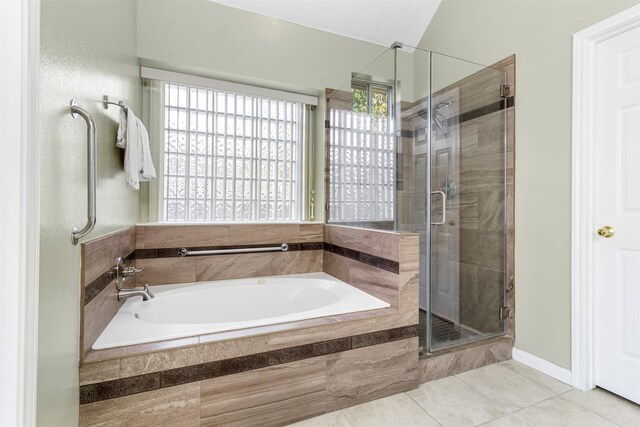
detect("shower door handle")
[431,190,447,225]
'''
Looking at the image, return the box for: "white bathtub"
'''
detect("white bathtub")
[93,272,390,350]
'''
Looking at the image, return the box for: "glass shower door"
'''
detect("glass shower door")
[427,52,508,351]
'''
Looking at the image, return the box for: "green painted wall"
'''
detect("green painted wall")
[38,0,141,424]
[136,0,414,221]
[419,0,639,369]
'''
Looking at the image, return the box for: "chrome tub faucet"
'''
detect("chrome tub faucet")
[118,284,155,301]
[112,257,154,301]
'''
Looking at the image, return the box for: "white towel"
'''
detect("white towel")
[116,108,127,149]
[117,108,156,190]
[137,118,156,182]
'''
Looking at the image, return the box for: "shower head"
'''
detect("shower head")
[415,102,450,137]
[433,101,452,110]
[433,111,448,137]
[432,102,450,137]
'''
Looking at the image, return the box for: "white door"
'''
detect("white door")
[594,24,640,405]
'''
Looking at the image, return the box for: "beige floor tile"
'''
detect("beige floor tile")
[561,388,640,427]
[500,360,573,395]
[456,363,556,412]
[513,396,617,427]
[407,376,506,426]
[287,411,353,427]
[342,393,440,427]
[479,415,530,426]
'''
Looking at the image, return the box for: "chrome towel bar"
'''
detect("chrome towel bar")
[102,95,127,112]
[70,99,97,245]
[178,243,289,257]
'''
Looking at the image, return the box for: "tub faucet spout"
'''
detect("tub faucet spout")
[118,284,155,301]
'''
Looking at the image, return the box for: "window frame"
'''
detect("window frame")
[351,78,393,117]
[142,68,318,223]
[327,75,396,223]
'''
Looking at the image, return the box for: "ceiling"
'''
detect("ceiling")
[209,0,441,49]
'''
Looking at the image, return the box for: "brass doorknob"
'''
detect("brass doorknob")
[597,226,615,238]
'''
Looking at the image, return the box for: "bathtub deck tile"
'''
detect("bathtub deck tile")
[351,325,420,349]
[136,224,230,249]
[323,251,398,307]
[229,223,301,245]
[83,279,123,359]
[80,359,120,386]
[80,382,201,427]
[194,250,323,283]
[82,238,109,286]
[134,257,196,286]
[300,223,324,242]
[324,224,400,262]
[119,345,203,378]
[84,335,200,364]
[326,338,419,411]
[200,357,327,427]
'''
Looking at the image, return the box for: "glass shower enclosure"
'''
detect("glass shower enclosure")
[326,45,508,354]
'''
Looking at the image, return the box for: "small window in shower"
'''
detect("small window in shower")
[351,81,391,119]
[327,79,394,223]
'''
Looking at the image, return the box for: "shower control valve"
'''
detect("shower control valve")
[112,256,144,290]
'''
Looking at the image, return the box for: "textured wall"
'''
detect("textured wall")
[419,0,639,368]
[38,0,141,424]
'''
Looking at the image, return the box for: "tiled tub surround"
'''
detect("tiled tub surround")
[81,226,137,361]
[79,224,420,426]
[81,223,325,361]
[80,337,419,427]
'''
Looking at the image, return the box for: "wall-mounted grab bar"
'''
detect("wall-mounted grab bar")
[70,99,97,245]
[178,243,289,257]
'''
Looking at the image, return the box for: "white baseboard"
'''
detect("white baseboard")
[512,348,573,385]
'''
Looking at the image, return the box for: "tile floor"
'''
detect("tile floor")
[288,359,640,427]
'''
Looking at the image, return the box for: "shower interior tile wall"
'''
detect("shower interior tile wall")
[399,55,515,336]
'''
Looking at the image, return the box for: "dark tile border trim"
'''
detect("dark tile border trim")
[400,97,515,139]
[79,324,418,405]
[84,252,135,306]
[323,243,399,274]
[452,96,514,127]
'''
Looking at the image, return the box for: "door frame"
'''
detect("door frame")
[0,0,41,425]
[571,3,640,391]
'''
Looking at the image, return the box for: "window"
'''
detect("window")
[351,81,391,118]
[328,80,394,221]
[148,70,317,222]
